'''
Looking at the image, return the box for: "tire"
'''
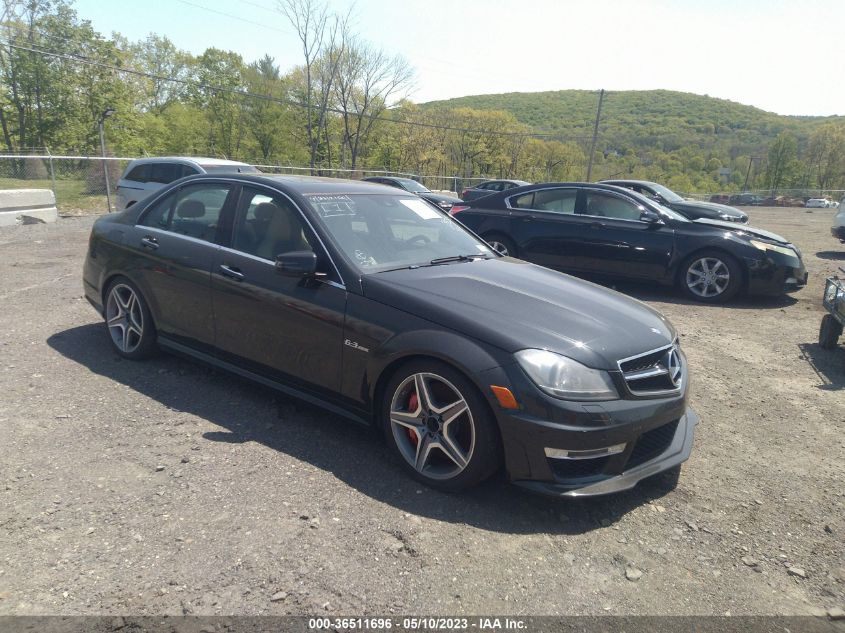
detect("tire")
[103,277,157,360]
[679,250,742,303]
[483,234,517,258]
[818,314,842,350]
[382,360,501,492]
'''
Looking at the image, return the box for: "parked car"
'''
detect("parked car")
[362,176,462,212]
[83,174,698,496]
[116,157,259,210]
[600,179,748,223]
[832,197,845,242]
[452,182,807,303]
[728,193,766,206]
[806,198,831,208]
[460,179,530,202]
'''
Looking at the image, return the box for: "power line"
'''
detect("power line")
[1,39,592,142]
[173,0,292,35]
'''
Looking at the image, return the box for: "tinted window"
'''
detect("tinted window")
[140,184,231,242]
[232,187,313,261]
[308,193,492,273]
[583,192,644,221]
[533,189,577,214]
[149,162,182,184]
[511,192,534,208]
[180,165,199,178]
[125,164,151,182]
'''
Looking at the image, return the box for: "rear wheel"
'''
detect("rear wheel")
[819,314,843,350]
[104,278,157,360]
[680,250,742,303]
[383,360,501,491]
[484,234,517,257]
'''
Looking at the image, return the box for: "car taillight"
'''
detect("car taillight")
[450,205,470,216]
[460,189,471,198]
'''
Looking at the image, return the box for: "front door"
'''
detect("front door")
[211,185,347,395]
[576,190,675,280]
[508,187,585,272]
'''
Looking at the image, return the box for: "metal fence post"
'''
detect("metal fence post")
[46,146,57,206]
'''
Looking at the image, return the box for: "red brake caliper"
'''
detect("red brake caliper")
[406,392,419,445]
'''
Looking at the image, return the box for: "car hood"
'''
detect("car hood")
[671,200,746,218]
[691,218,791,244]
[362,258,676,370]
[419,192,463,205]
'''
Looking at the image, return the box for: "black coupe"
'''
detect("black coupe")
[600,179,749,223]
[452,182,806,303]
[84,174,698,496]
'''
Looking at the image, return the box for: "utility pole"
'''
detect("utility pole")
[742,156,759,191]
[98,107,115,213]
[585,89,604,182]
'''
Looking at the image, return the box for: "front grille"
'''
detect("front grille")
[548,456,610,480]
[618,344,683,396]
[627,420,679,468]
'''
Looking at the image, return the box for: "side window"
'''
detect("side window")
[125,164,150,183]
[170,185,231,241]
[533,189,577,214]
[232,187,313,260]
[180,165,199,178]
[139,193,175,229]
[149,162,182,184]
[583,192,644,221]
[511,192,534,208]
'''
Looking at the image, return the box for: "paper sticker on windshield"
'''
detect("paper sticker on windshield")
[308,195,357,218]
[400,198,441,220]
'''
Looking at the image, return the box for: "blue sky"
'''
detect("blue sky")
[73,0,845,116]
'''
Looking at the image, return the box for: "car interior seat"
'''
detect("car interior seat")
[255,204,309,260]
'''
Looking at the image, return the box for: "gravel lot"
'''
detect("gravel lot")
[0,207,843,617]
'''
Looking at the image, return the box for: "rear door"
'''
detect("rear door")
[210,185,347,395]
[575,190,675,280]
[130,181,237,352]
[506,187,586,271]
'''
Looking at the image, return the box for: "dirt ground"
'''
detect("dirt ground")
[0,207,842,617]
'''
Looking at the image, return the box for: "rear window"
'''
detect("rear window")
[125,164,151,183]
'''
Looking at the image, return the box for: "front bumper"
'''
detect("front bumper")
[832,225,845,241]
[745,250,808,295]
[479,360,696,498]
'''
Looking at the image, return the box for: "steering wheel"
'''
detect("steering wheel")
[404,234,431,247]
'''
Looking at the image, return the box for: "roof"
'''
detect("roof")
[130,156,252,166]
[600,179,659,187]
[186,173,407,195]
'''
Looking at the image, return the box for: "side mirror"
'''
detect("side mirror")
[275,250,319,277]
[639,209,663,224]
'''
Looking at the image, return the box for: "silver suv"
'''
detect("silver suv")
[116,157,259,210]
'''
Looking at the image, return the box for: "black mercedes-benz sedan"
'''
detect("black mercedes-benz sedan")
[83,174,698,497]
[600,179,749,223]
[452,182,806,303]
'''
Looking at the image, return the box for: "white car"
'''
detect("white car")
[115,157,259,210]
[806,198,831,208]
[833,196,845,242]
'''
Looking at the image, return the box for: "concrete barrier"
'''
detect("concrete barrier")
[0,188,58,227]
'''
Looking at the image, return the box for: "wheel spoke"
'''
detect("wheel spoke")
[700,260,710,273]
[414,434,434,472]
[414,373,433,413]
[121,323,131,351]
[437,434,469,469]
[436,399,468,427]
[107,313,124,327]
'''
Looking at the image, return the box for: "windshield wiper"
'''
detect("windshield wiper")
[429,254,489,265]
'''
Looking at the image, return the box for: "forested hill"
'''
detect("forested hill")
[423,89,839,160]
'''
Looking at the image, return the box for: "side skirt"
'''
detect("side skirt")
[157,337,372,427]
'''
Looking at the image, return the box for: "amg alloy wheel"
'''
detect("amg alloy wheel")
[104,279,157,359]
[384,361,500,491]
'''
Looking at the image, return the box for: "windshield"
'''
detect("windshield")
[394,178,431,193]
[626,189,690,222]
[306,193,494,273]
[200,164,260,173]
[650,183,685,203]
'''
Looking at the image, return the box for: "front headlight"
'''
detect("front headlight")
[515,349,618,401]
[749,239,796,257]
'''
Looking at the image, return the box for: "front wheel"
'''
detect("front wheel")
[104,278,157,360]
[819,314,843,350]
[382,360,501,492]
[680,251,742,303]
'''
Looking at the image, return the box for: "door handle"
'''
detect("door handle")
[219,264,245,281]
[140,236,159,250]
[589,222,605,229]
[521,215,535,222]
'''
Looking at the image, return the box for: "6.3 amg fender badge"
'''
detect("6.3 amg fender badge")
[344,339,370,353]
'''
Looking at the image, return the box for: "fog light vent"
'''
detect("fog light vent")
[544,443,626,460]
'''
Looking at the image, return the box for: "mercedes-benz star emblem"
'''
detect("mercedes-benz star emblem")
[666,348,682,387]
